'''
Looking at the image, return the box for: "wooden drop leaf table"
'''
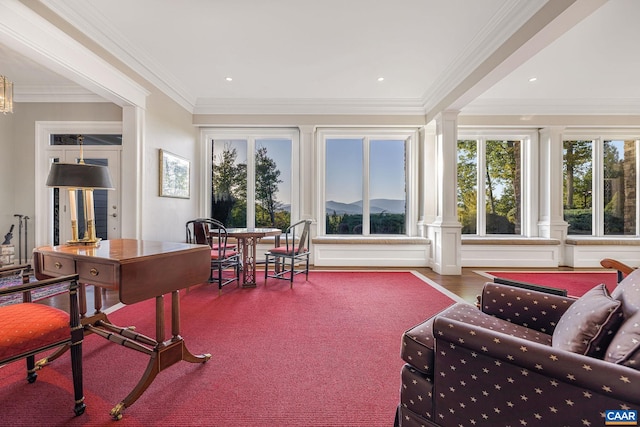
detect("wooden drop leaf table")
[33,239,211,420]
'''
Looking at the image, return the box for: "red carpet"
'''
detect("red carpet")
[481,271,618,297]
[0,271,458,426]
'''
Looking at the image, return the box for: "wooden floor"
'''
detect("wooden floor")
[417,267,487,303]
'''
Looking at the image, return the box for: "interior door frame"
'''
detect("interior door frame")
[35,121,123,247]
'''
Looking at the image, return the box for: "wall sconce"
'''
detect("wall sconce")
[46,137,114,245]
[0,75,13,114]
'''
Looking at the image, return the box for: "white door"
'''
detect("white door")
[53,149,121,245]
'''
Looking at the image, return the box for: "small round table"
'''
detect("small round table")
[225,228,281,287]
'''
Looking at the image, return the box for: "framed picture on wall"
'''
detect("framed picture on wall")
[159,149,190,198]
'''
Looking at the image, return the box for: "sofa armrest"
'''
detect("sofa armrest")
[433,315,640,405]
[480,282,576,334]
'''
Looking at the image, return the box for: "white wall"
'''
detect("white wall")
[139,91,200,243]
[0,95,205,255]
[0,102,122,258]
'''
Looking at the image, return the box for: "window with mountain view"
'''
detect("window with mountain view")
[211,133,293,230]
[324,135,406,235]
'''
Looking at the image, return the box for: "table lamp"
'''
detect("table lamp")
[46,139,114,245]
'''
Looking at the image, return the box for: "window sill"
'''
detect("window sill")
[565,237,640,246]
[461,237,561,245]
[312,236,429,245]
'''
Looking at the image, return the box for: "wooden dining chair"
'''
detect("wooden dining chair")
[186,218,240,294]
[264,219,312,288]
[0,265,85,416]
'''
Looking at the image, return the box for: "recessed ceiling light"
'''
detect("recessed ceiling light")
[225,77,233,82]
[528,77,537,82]
[377,77,385,82]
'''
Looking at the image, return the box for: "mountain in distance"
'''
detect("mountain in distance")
[325,199,405,215]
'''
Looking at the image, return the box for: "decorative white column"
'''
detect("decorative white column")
[298,125,315,221]
[427,111,462,275]
[538,127,568,247]
[419,123,437,239]
[122,105,145,239]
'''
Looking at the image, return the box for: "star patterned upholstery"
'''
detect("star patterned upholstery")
[396,268,640,427]
[552,284,624,357]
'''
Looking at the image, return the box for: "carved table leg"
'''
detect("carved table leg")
[108,293,211,420]
[239,236,259,287]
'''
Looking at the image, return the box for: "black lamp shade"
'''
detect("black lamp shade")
[46,163,114,189]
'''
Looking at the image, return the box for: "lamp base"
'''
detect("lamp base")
[66,238,102,247]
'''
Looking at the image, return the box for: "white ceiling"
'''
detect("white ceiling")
[3,0,639,116]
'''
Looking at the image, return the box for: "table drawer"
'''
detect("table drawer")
[41,255,76,276]
[77,261,117,290]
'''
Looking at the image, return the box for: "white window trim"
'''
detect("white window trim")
[316,127,419,236]
[199,127,300,226]
[457,128,538,237]
[562,128,640,237]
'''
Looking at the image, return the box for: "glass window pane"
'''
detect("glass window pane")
[82,158,109,241]
[563,140,593,235]
[50,134,122,145]
[325,138,363,234]
[485,140,521,235]
[254,138,292,229]
[457,140,478,234]
[604,140,636,235]
[212,139,247,227]
[369,140,405,235]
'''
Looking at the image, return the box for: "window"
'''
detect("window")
[205,129,298,230]
[457,134,525,236]
[563,136,638,236]
[318,129,416,236]
[563,140,593,235]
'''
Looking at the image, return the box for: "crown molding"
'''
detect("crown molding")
[0,0,148,108]
[194,97,427,116]
[40,0,194,112]
[421,0,547,111]
[460,98,640,116]
[15,84,108,103]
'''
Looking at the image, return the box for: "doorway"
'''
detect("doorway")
[35,126,123,247]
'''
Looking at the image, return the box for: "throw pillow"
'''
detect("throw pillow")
[605,311,640,369]
[552,284,624,357]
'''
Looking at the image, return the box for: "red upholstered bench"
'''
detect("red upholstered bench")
[0,266,85,416]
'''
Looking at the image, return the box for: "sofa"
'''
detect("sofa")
[396,267,640,426]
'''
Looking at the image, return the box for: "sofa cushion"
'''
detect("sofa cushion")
[605,311,640,369]
[401,303,552,375]
[399,364,433,422]
[0,303,70,360]
[552,283,624,357]
[611,267,640,319]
